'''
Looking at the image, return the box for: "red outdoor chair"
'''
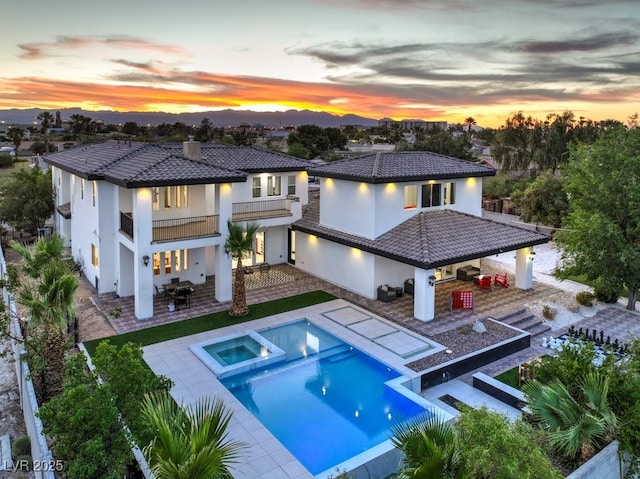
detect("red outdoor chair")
[494,272,510,288]
[476,275,492,290]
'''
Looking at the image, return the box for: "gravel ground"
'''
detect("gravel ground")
[407,319,520,371]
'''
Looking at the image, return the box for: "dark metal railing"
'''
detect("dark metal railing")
[232,196,299,221]
[120,212,134,239]
[152,215,219,242]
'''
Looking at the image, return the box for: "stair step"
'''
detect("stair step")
[527,323,552,338]
[499,312,534,326]
[496,309,528,322]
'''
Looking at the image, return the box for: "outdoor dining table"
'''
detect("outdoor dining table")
[162,280,194,294]
[163,280,195,310]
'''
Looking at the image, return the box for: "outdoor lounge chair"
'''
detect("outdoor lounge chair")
[377,285,397,302]
[494,272,510,288]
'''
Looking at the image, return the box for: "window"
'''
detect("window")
[267,175,281,196]
[164,187,172,208]
[152,187,160,211]
[181,186,189,208]
[164,252,171,274]
[404,185,417,209]
[288,175,296,195]
[421,183,441,208]
[175,250,182,272]
[92,181,97,207]
[444,182,456,205]
[91,244,98,267]
[252,177,261,198]
[153,252,160,276]
[80,178,84,200]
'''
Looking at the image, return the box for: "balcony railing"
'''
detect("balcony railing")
[120,212,134,239]
[232,196,299,221]
[120,212,220,242]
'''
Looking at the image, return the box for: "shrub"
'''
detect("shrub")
[542,305,556,320]
[575,291,595,307]
[11,436,31,458]
[0,153,14,168]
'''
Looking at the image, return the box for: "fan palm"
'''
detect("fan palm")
[224,219,259,316]
[391,414,469,479]
[523,371,617,461]
[141,391,245,479]
[11,234,66,278]
[18,259,78,401]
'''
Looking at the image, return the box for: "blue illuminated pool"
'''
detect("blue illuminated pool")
[219,320,432,476]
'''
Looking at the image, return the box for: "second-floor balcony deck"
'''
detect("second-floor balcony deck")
[120,212,220,243]
[232,196,299,222]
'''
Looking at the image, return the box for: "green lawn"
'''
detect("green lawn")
[495,366,520,389]
[83,290,336,356]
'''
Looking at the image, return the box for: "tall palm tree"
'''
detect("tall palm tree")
[463,117,476,133]
[523,372,617,461]
[141,391,245,479]
[391,414,470,479]
[37,111,55,151]
[18,259,78,401]
[11,234,66,278]
[224,219,259,316]
[9,127,25,154]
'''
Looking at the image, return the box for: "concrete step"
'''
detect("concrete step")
[527,323,552,338]
[495,309,549,337]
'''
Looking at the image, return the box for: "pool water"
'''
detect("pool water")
[203,335,264,367]
[221,320,431,476]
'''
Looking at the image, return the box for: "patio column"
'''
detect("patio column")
[414,268,436,322]
[133,188,154,319]
[215,183,233,302]
[514,247,534,290]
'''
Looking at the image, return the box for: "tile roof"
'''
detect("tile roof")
[43,140,311,188]
[309,151,496,183]
[293,190,549,269]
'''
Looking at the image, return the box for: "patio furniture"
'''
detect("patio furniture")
[174,287,192,310]
[394,286,404,298]
[377,284,397,302]
[404,278,414,295]
[476,275,492,290]
[494,272,510,288]
[456,265,481,281]
[450,290,474,311]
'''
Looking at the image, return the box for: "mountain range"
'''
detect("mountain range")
[0,108,379,129]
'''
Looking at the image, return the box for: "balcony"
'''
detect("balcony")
[232,196,299,222]
[120,212,220,243]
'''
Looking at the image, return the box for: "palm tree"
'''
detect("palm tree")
[11,234,66,278]
[37,111,55,151]
[391,414,469,479]
[13,235,78,401]
[141,391,245,479]
[8,127,25,154]
[523,372,617,461]
[463,117,476,133]
[224,219,259,316]
[18,259,78,401]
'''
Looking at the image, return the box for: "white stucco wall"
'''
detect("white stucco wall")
[295,232,375,298]
[319,176,485,239]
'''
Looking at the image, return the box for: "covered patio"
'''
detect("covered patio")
[92,261,560,337]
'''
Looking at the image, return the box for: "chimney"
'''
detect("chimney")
[183,135,201,160]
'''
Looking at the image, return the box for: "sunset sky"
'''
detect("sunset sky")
[2,0,639,127]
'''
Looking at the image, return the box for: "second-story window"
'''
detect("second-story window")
[181,186,189,208]
[288,175,296,195]
[92,181,97,207]
[444,182,456,205]
[165,186,172,208]
[268,175,281,196]
[252,177,261,198]
[80,178,85,200]
[91,244,99,267]
[404,185,417,209]
[152,187,160,211]
[421,183,442,208]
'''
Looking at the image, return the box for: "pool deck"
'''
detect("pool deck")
[143,299,452,479]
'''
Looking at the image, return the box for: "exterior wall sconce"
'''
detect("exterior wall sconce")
[143,255,150,267]
[428,275,437,286]
[528,251,536,262]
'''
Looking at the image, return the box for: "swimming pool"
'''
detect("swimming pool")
[218,320,433,476]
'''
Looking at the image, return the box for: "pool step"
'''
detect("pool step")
[327,350,354,363]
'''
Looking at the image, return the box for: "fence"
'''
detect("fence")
[482,211,556,236]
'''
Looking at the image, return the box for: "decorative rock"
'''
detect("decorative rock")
[472,320,487,334]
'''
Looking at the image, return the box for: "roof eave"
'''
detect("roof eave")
[308,170,496,183]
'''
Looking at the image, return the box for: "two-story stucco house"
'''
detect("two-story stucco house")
[44,139,310,320]
[292,151,549,321]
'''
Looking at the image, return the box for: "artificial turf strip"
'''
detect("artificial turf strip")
[83,290,337,357]
[495,366,521,389]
